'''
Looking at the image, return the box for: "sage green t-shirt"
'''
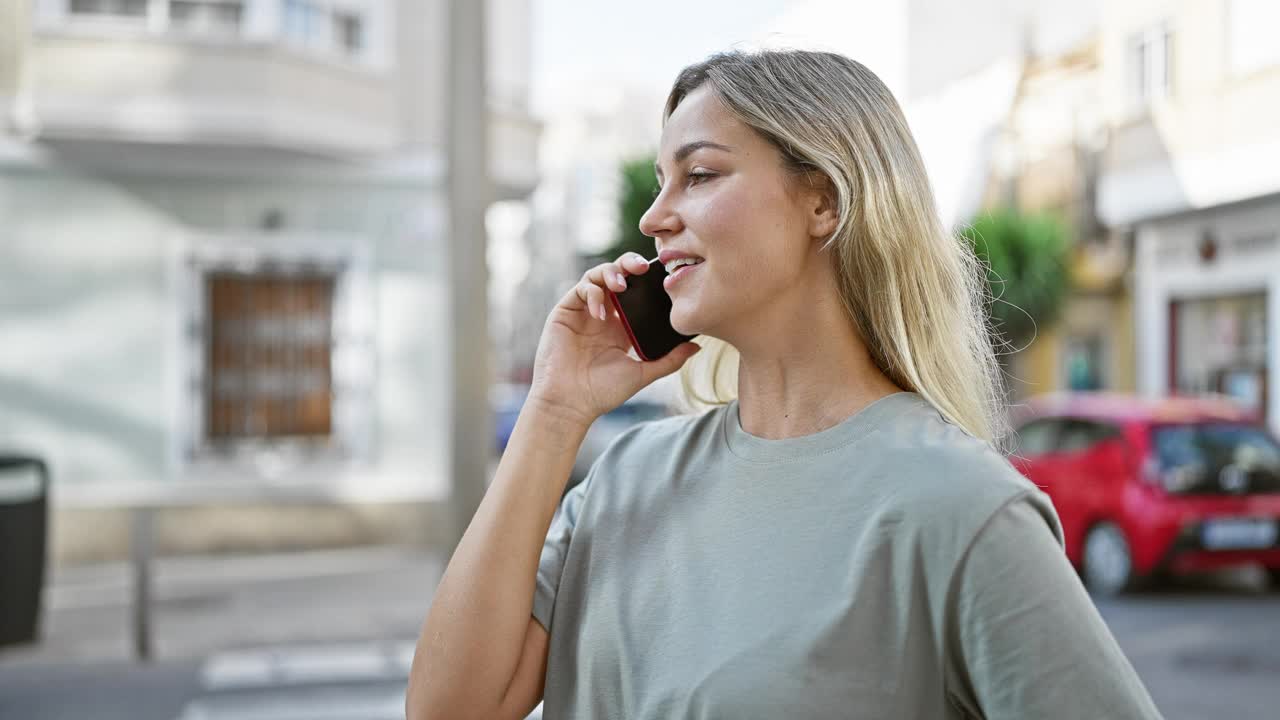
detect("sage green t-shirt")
[533,391,1163,719]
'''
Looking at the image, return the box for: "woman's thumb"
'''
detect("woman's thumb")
[641,342,701,384]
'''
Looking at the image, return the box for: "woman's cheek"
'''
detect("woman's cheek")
[699,189,752,237]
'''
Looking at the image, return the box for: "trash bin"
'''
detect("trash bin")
[0,455,48,648]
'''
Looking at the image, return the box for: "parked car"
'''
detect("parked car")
[569,398,673,491]
[490,382,677,495]
[491,382,531,455]
[1009,392,1280,596]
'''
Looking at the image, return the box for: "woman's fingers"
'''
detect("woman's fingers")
[587,254,650,289]
[587,283,606,321]
[573,253,652,319]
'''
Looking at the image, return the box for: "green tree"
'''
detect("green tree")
[605,153,660,261]
[960,208,1070,355]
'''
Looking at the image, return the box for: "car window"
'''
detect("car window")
[604,402,669,422]
[1152,423,1280,494]
[1056,419,1121,454]
[1011,419,1063,458]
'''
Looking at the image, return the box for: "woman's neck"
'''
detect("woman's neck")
[729,277,902,440]
[735,351,902,440]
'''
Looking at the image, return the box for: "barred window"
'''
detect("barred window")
[206,272,334,440]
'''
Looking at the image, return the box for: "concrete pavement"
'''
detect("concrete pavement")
[2,544,1279,719]
[1,544,444,666]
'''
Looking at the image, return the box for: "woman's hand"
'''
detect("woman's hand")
[527,252,701,428]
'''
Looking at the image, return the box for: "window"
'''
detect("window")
[283,0,323,46]
[1128,23,1173,106]
[1171,292,1268,419]
[1055,419,1121,454]
[170,0,244,36]
[69,0,147,17]
[281,0,368,58]
[334,10,363,54]
[1065,335,1105,391]
[206,272,334,441]
[1152,423,1280,494]
[1012,419,1063,458]
[56,0,378,63]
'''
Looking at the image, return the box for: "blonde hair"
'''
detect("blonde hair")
[665,49,1010,450]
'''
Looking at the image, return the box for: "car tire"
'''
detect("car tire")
[1083,522,1137,597]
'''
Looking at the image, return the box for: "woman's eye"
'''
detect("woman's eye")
[687,172,716,186]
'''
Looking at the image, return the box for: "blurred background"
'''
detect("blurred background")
[1,0,1278,718]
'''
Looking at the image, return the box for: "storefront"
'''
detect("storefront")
[1170,292,1268,415]
[1134,192,1280,432]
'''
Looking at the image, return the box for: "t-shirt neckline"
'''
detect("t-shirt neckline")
[721,391,921,463]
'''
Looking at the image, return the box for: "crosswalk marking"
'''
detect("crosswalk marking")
[179,640,544,720]
[176,683,406,720]
[177,641,416,720]
[200,641,416,691]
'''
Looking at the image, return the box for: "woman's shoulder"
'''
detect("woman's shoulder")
[598,404,725,461]
[867,395,1049,535]
[586,404,721,466]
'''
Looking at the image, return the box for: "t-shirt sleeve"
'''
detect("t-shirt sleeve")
[531,475,591,633]
[944,492,1165,720]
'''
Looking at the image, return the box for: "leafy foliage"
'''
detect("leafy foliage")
[605,153,661,261]
[960,208,1070,352]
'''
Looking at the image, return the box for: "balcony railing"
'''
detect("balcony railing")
[34,0,392,70]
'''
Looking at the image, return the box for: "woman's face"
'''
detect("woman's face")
[641,85,834,340]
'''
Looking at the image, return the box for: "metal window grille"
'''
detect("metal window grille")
[205,272,335,440]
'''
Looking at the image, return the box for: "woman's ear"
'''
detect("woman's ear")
[806,173,839,240]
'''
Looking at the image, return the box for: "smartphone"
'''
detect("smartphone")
[606,257,696,361]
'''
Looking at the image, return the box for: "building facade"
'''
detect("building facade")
[982,38,1137,401]
[1097,0,1280,433]
[0,0,540,562]
[906,0,1280,433]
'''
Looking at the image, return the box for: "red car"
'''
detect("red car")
[1009,392,1280,596]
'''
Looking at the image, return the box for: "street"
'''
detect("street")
[1093,568,1280,720]
[0,547,1277,719]
[0,546,440,720]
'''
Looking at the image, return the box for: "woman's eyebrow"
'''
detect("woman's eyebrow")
[654,140,734,177]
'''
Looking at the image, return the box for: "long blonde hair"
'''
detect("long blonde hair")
[665,49,1010,450]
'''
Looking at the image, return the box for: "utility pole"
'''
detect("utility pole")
[446,0,492,559]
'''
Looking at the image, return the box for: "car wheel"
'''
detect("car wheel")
[1083,522,1136,597]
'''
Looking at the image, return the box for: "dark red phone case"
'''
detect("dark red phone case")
[606,261,696,361]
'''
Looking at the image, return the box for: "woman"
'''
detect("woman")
[406,49,1164,720]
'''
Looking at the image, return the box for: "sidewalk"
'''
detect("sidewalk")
[0,544,446,667]
[0,543,547,720]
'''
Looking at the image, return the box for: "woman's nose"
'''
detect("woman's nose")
[639,193,681,238]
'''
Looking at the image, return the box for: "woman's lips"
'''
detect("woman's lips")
[663,261,701,291]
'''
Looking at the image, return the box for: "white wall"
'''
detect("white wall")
[1134,196,1280,435]
[0,154,454,504]
[1098,0,1280,225]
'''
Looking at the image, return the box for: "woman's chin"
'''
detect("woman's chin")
[669,306,699,337]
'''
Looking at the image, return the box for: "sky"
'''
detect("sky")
[524,0,1098,231]
[529,0,797,116]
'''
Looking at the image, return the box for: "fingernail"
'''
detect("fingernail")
[597,305,606,321]
[614,272,626,288]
